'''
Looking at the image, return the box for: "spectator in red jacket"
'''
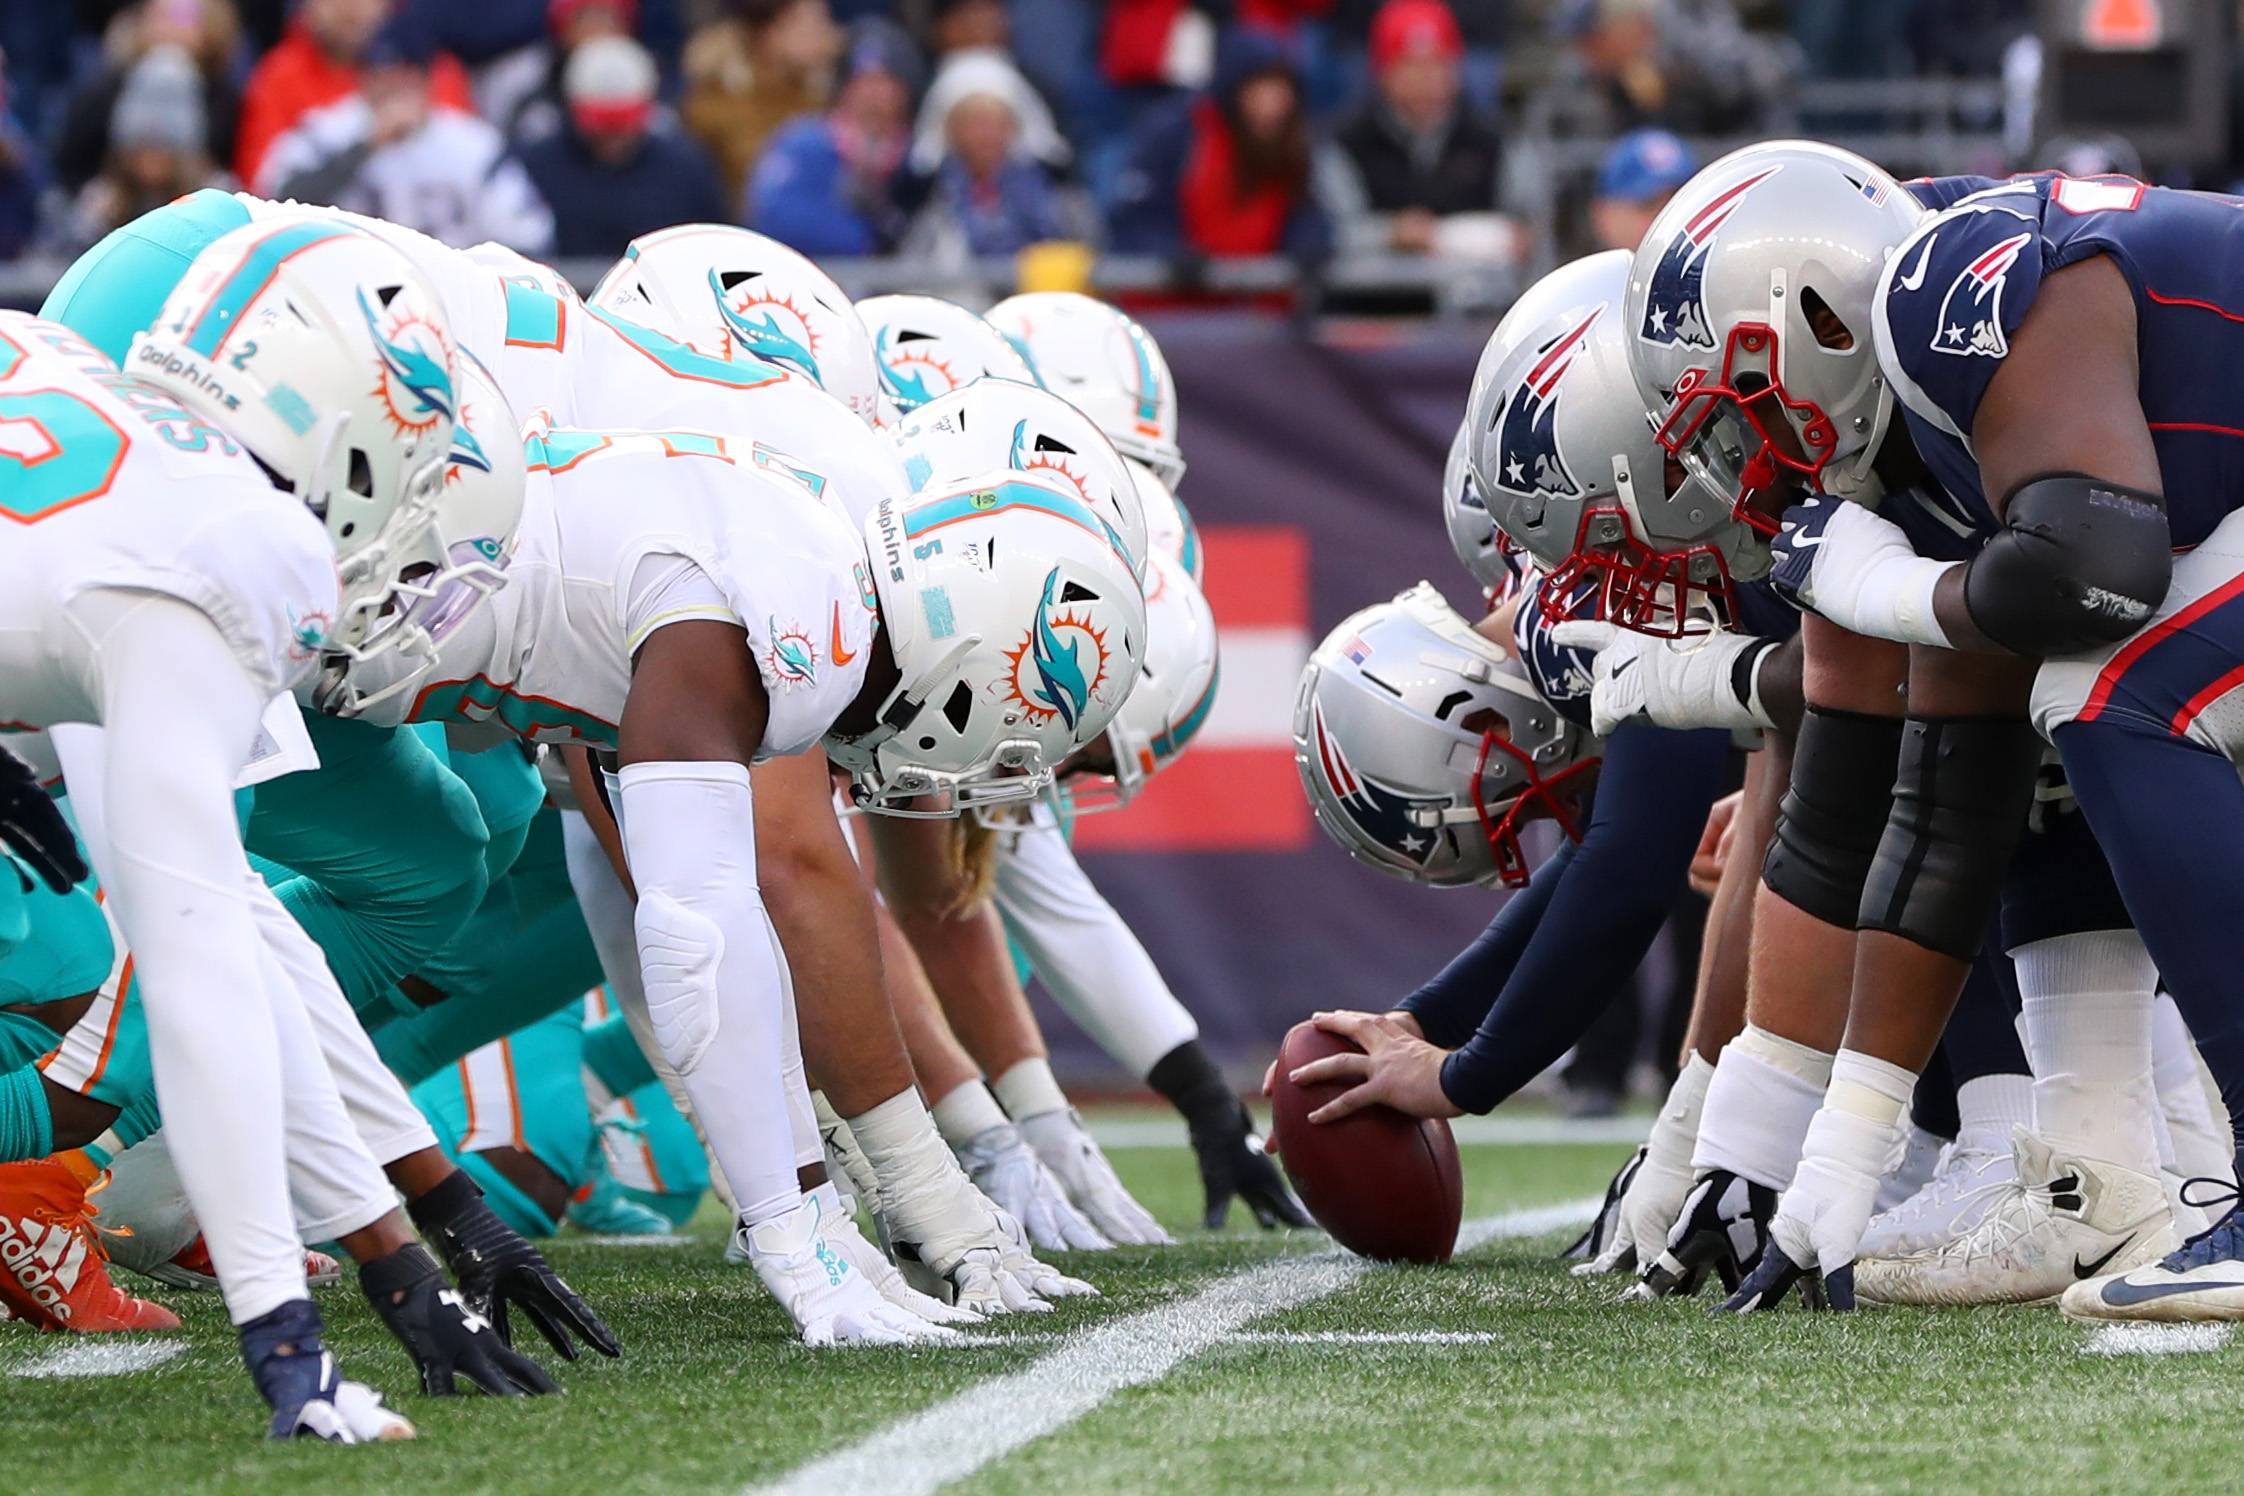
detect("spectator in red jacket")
[1109,25,1331,262]
[235,0,476,185]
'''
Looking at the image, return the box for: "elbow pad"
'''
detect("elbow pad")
[1962,474,2169,656]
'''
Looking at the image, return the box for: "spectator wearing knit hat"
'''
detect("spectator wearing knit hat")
[519,33,724,258]
[55,0,245,196]
[744,17,922,257]
[56,44,234,253]
[1327,0,1501,256]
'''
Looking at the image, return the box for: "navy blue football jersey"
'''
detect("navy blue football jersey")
[1875,172,2244,549]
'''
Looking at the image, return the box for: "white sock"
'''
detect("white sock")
[2152,993,2238,1188]
[1953,1072,2033,1153]
[928,1080,1010,1147]
[1692,1025,1833,1190]
[991,1057,1071,1121]
[2014,931,2160,1176]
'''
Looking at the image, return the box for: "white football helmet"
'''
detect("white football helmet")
[1295,583,1599,888]
[892,379,1150,579]
[587,223,882,426]
[1469,250,1746,636]
[1626,140,1924,532]
[1132,461,1203,583]
[131,218,458,664]
[1064,552,1217,813]
[317,351,524,719]
[985,291,1186,489]
[857,294,1037,414]
[827,469,1148,817]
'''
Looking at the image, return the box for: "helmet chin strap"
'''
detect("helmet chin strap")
[1827,383,1894,503]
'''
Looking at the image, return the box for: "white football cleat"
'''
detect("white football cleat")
[742,1195,962,1346]
[956,1123,1112,1251]
[1855,1129,2174,1307]
[875,1172,1094,1315]
[1856,1132,2015,1260]
[1017,1109,1173,1247]
[806,1185,981,1327]
[2062,1189,2244,1322]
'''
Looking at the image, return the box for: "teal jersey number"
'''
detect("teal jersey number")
[0,330,131,524]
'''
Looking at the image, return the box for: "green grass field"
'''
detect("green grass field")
[9,1117,2244,1494]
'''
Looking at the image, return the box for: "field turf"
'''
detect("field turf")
[7,1113,2243,1494]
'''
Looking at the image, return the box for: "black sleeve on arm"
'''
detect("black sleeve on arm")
[1396,840,1578,1049]
[1437,726,1736,1115]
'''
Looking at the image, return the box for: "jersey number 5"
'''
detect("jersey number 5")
[0,331,129,525]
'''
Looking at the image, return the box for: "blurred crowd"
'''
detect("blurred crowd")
[0,0,2039,270]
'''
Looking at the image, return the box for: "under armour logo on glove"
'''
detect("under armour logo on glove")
[1766,494,1839,613]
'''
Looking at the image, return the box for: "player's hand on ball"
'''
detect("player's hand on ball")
[1292,1011,1460,1124]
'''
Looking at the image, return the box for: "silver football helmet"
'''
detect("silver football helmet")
[1626,140,1924,537]
[1468,250,1745,637]
[1294,583,1599,888]
[1442,415,1513,600]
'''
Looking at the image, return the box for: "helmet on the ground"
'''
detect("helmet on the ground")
[588,223,881,426]
[1469,250,1745,636]
[827,468,1148,816]
[1064,552,1217,812]
[319,351,525,720]
[1295,583,1598,888]
[892,379,1151,578]
[132,218,459,662]
[856,293,1036,414]
[1626,140,1923,538]
[985,291,1186,488]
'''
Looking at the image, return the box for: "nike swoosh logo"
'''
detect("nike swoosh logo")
[830,603,857,666]
[2074,1236,2134,1279]
[1894,232,1938,292]
[2094,1276,2244,1306]
[1608,657,1637,681]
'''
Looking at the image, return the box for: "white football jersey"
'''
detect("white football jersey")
[397,426,876,756]
[0,312,336,722]
[239,197,905,530]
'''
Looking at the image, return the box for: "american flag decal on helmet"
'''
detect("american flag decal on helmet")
[1639,166,1781,350]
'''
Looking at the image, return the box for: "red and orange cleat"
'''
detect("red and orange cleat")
[0,1159,181,1333]
[149,1236,342,1294]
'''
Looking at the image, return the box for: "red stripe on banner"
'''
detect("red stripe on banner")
[1074,747,1309,853]
[1198,526,1308,629]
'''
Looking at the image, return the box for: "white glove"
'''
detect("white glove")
[1767,495,1955,648]
[1017,1108,1175,1247]
[1606,1052,1714,1275]
[957,1122,1114,1251]
[1549,621,1776,737]
[811,1184,981,1326]
[742,1194,961,1346]
[1767,1106,1901,1277]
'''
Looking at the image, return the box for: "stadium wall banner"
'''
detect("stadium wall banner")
[1054,316,1521,1085]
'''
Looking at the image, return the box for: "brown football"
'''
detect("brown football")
[1268,1020,1464,1264]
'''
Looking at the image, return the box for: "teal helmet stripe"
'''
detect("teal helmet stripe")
[900,479,1127,564]
[1173,493,1201,577]
[1000,330,1045,388]
[1150,661,1219,760]
[1126,324,1161,423]
[184,221,359,357]
[587,305,789,390]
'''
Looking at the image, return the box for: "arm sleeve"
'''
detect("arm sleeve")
[1395,840,1575,1050]
[1437,725,1735,1115]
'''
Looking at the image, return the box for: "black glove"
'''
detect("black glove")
[1714,1244,1854,1313]
[1194,1099,1312,1231]
[408,1169,620,1361]
[361,1242,559,1396]
[0,747,86,894]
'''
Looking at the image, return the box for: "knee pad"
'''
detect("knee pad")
[1858,716,2044,960]
[633,890,725,1075]
[1761,706,1905,927]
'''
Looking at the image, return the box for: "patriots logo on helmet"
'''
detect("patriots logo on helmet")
[1308,699,1443,868]
[1489,306,1601,501]
[1639,167,1780,350]
[1931,230,2032,359]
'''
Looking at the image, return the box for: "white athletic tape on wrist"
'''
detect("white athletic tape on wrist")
[1644,1051,1715,1172]
[929,1080,1011,1146]
[1692,1039,1829,1189]
[992,1058,1071,1122]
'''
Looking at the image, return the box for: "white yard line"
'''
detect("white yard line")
[12,1340,187,1379]
[748,1196,1596,1496]
[572,1233,696,1248]
[2079,1323,2234,1357]
[1085,1114,1647,1150]
[1224,1330,1501,1345]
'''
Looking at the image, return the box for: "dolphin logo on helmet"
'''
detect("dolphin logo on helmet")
[874,325,941,408]
[1027,568,1090,728]
[1638,166,1780,351]
[358,286,454,424]
[710,270,823,381]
